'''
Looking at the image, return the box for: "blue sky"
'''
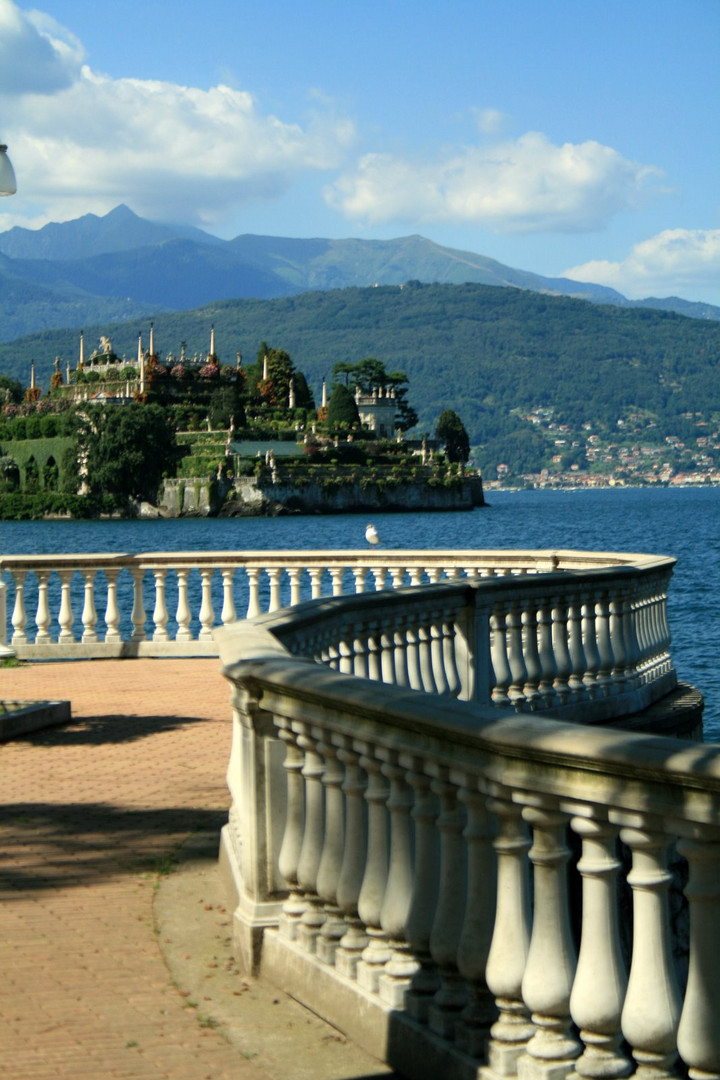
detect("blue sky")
[1,0,718,302]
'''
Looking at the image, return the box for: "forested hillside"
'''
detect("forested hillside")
[2,281,719,477]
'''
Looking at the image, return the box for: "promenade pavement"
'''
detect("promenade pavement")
[0,658,392,1080]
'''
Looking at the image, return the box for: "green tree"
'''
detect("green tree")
[326,384,360,428]
[332,357,418,430]
[436,409,471,463]
[81,404,180,504]
[250,345,314,410]
[209,384,245,429]
[0,374,22,404]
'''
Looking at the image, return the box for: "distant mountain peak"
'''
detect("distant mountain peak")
[0,207,717,338]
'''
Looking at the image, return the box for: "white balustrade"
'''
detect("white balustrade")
[0,550,679,721]
[214,594,716,1080]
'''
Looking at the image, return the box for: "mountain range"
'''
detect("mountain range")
[0,204,717,345]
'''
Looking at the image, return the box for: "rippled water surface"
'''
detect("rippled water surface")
[2,487,717,736]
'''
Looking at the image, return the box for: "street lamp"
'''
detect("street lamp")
[0,144,17,196]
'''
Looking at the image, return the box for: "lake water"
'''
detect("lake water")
[2,487,718,738]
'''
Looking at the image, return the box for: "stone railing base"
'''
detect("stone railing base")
[260,929,484,1080]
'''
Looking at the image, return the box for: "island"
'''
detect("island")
[0,329,483,519]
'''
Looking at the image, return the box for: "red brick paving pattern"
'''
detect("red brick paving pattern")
[0,658,271,1080]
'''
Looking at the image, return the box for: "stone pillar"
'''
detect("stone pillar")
[619,818,681,1080]
[517,803,580,1080]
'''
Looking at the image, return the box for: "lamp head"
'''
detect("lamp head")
[0,145,17,196]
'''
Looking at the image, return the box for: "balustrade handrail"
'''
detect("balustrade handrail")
[221,625,719,823]
[216,610,718,1080]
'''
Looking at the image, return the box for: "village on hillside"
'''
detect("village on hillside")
[486,405,720,490]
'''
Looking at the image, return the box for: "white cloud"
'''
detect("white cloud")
[563,229,720,300]
[325,132,661,234]
[0,1,355,230]
[471,107,510,136]
[0,0,83,94]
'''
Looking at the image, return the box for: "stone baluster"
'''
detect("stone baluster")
[408,566,423,587]
[337,636,353,674]
[276,717,307,940]
[350,620,369,678]
[246,566,262,618]
[351,566,368,594]
[295,722,326,952]
[404,756,441,1023]
[314,734,346,964]
[521,603,542,710]
[569,813,631,1079]
[130,567,146,641]
[329,567,345,597]
[621,589,640,690]
[378,566,393,591]
[80,570,98,643]
[326,642,340,671]
[267,567,282,612]
[309,566,324,600]
[490,603,512,707]
[334,737,369,979]
[356,744,392,994]
[649,586,668,673]
[567,594,588,701]
[174,569,192,641]
[595,593,615,697]
[427,566,442,584]
[35,570,51,644]
[580,592,600,699]
[484,787,534,1078]
[676,830,720,1080]
[455,774,496,1057]
[104,569,121,643]
[618,817,681,1080]
[550,597,572,706]
[405,622,423,691]
[288,567,303,606]
[152,569,168,641]
[366,621,382,681]
[650,588,666,672]
[10,570,28,645]
[632,590,650,677]
[506,601,529,710]
[429,615,449,695]
[518,802,580,1079]
[378,750,417,1008]
[442,617,462,698]
[389,565,407,589]
[536,600,557,710]
[658,587,672,667]
[428,765,469,1038]
[608,591,628,694]
[386,623,404,685]
[418,622,438,694]
[198,568,214,639]
[57,569,74,643]
[220,568,237,625]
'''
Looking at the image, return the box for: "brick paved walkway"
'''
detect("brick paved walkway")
[0,659,272,1080]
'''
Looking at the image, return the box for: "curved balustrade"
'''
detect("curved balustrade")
[0,552,677,669]
[217,618,719,1080]
[255,558,677,724]
[0,549,677,724]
